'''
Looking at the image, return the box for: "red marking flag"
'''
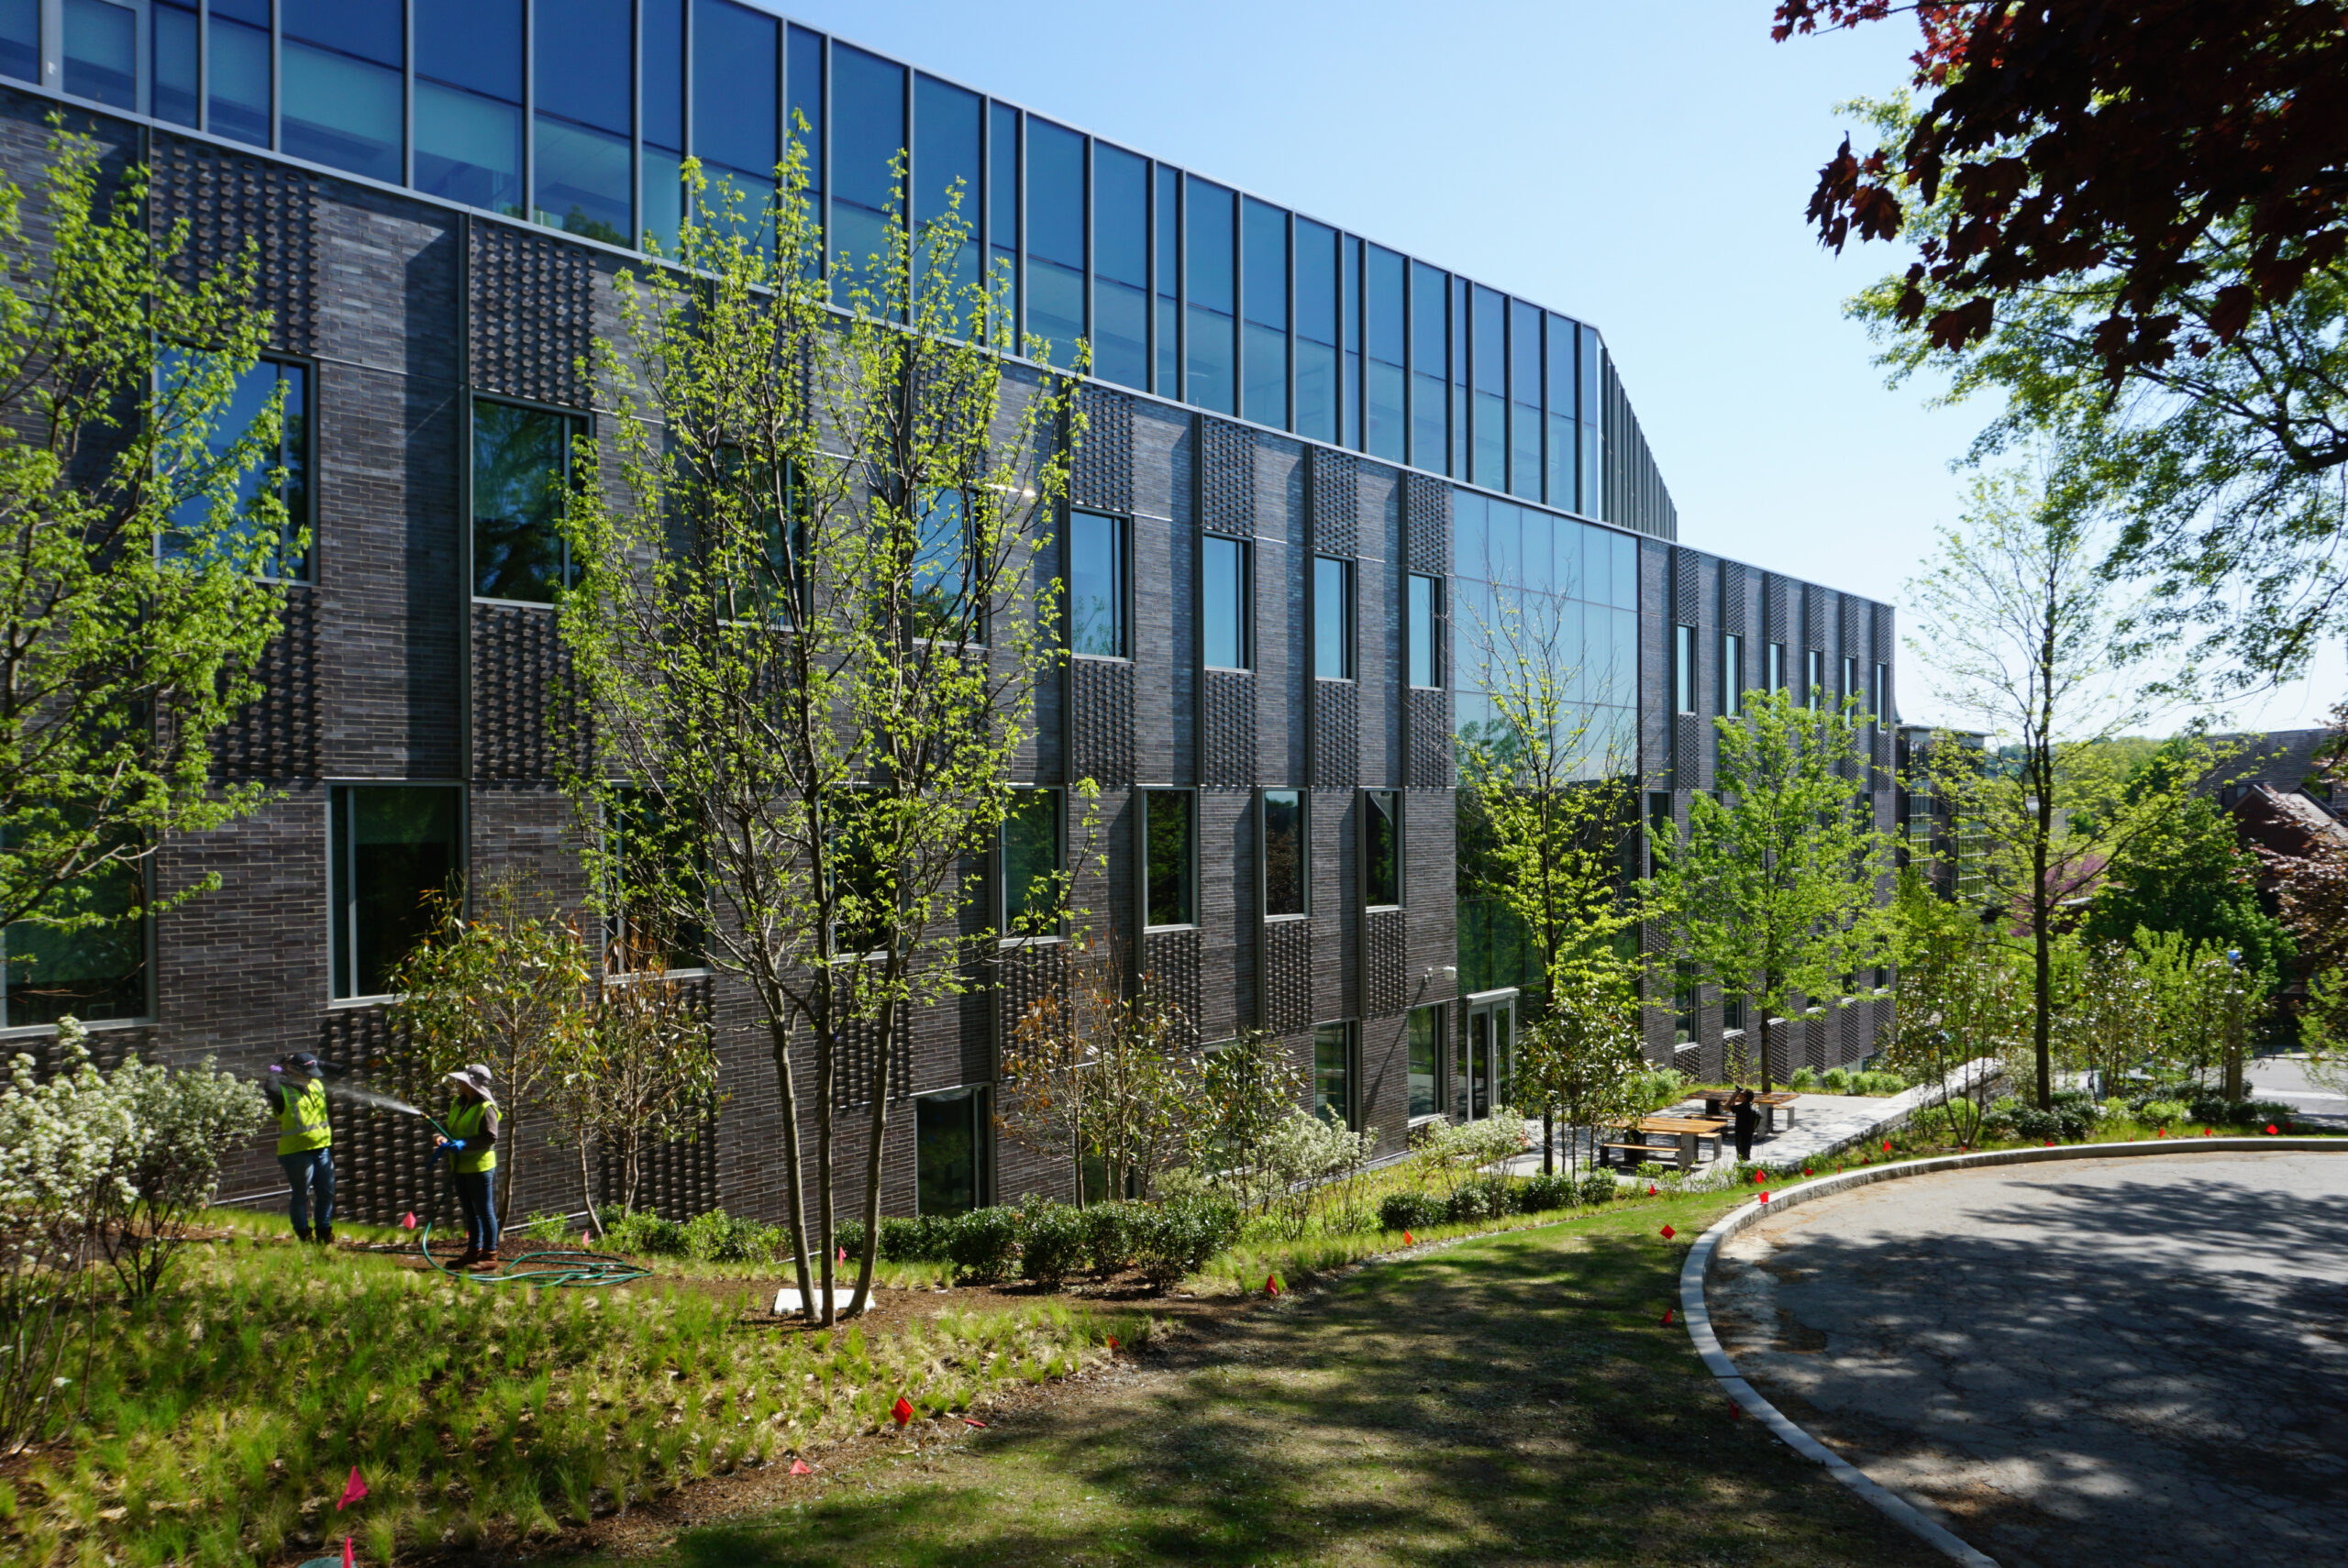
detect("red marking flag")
[892,1396,914,1427]
[337,1467,368,1511]
[1646,1184,1657,1197]
[342,1537,354,1568]
[1402,1231,1414,1245]
[1264,1274,1282,1297]
[1105,1335,1119,1350]
[790,1457,813,1475]
[399,1212,417,1231]
[1660,1308,1674,1326]
[2266,1123,2279,1135]
[1659,1224,1676,1240]
[1758,1190,1770,1205]
[1882,1140,1892,1154]
[959,1416,988,1428]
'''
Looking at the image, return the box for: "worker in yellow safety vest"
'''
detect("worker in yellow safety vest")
[435,1064,502,1268]
[265,1052,334,1243]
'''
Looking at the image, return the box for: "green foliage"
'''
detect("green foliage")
[1182,1032,1312,1214]
[1379,1191,1445,1231]
[602,1208,687,1257]
[1888,867,2022,1142]
[1078,1201,1141,1275]
[1576,1172,1621,1205]
[1015,1201,1087,1287]
[1129,1195,1243,1288]
[946,1207,1023,1285]
[2138,1099,2191,1129]
[1512,967,1647,1175]
[1408,1113,1528,1198]
[547,957,721,1233]
[681,1209,785,1264]
[1518,1173,1578,1212]
[2084,786,2292,990]
[877,1216,947,1264]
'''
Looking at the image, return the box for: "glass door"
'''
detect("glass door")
[1458,990,1518,1121]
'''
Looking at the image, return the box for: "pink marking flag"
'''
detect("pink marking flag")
[959,1416,988,1428]
[342,1537,354,1568]
[790,1457,813,1475]
[337,1467,368,1511]
[892,1396,914,1427]
[399,1212,417,1231]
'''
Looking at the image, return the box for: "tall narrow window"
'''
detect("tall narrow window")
[1261,789,1306,918]
[1648,790,1673,873]
[1510,299,1542,500]
[1143,790,1194,928]
[1024,118,1085,364]
[1294,218,1338,443]
[1363,790,1401,908]
[536,0,634,242]
[1720,632,1743,716]
[153,1,199,126]
[282,0,405,182]
[1673,624,1696,714]
[208,0,271,148]
[1409,260,1446,470]
[1844,655,1860,708]
[914,75,983,315]
[1186,180,1235,414]
[1407,1004,1441,1120]
[1313,556,1354,680]
[472,402,583,602]
[915,1088,982,1215]
[1366,246,1406,462]
[330,785,462,1000]
[1874,662,1888,723]
[989,104,1019,331]
[1766,643,1785,695]
[1407,573,1441,688]
[1578,324,1603,515]
[1000,789,1062,934]
[415,0,524,216]
[1341,234,1362,449]
[640,1,688,250]
[1093,144,1149,389]
[0,0,36,83]
[692,0,780,244]
[162,354,311,581]
[1471,286,1506,491]
[1545,313,1578,509]
[1154,164,1180,394]
[604,788,706,973]
[1804,649,1825,707]
[830,44,904,303]
[1241,199,1289,427]
[64,0,137,110]
[1313,1022,1354,1129]
[1202,535,1250,669]
[1069,511,1125,657]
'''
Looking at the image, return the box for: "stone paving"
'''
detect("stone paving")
[1709,1151,2348,1568]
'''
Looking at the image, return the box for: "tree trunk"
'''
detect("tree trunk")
[1758,999,1775,1094]
[1542,1109,1555,1176]
[767,1011,817,1325]
[578,1138,602,1241]
[2032,836,2054,1110]
[849,997,896,1320]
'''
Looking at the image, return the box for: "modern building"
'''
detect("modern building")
[0,1,1897,1223]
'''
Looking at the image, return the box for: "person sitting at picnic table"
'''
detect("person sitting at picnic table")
[1731,1088,1760,1163]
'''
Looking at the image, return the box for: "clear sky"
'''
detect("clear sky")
[770,0,2343,737]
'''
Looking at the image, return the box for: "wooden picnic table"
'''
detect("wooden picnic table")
[1598,1114,1730,1171]
[1695,1089,1802,1133]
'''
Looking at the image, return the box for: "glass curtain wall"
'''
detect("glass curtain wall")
[1509,300,1542,501]
[1024,117,1084,364]
[1294,218,1337,443]
[914,73,981,325]
[1545,313,1577,510]
[282,0,404,183]
[785,23,824,260]
[1153,164,1179,394]
[1409,260,1445,472]
[1186,179,1235,414]
[988,102,1017,330]
[1470,284,1505,491]
[828,43,901,301]
[640,0,686,252]
[1240,197,1286,428]
[1092,144,1147,388]
[1338,233,1360,448]
[534,0,632,242]
[153,1,198,126]
[1365,247,1406,462]
[415,0,522,216]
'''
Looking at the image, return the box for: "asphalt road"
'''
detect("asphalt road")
[2244,1054,2348,1122]
[1710,1151,2348,1568]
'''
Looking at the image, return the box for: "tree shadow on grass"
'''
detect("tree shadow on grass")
[645,1220,1945,1568]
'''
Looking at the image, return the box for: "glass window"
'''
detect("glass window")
[989,103,1018,332]
[208,0,271,148]
[282,0,404,183]
[4,857,147,1028]
[1186,178,1235,414]
[692,0,778,245]
[1069,510,1124,657]
[1363,790,1401,908]
[915,1088,981,1216]
[1409,260,1446,471]
[1365,245,1405,462]
[1469,286,1505,491]
[1092,144,1148,389]
[1408,1005,1440,1120]
[535,0,633,243]
[472,401,582,602]
[603,787,706,973]
[153,1,198,126]
[1202,534,1249,669]
[1313,1022,1353,1129]
[1451,277,1470,479]
[1674,625,1696,714]
[1154,163,1179,394]
[0,0,35,83]
[415,0,524,216]
[1578,324,1604,515]
[162,354,310,581]
[646,0,687,151]
[1241,197,1288,429]
[831,43,904,304]
[1805,648,1825,707]
[914,74,982,320]
[1844,655,1860,708]
[1312,556,1353,680]
[1341,234,1361,450]
[64,0,137,111]
[1766,642,1785,694]
[1545,314,1577,509]
[1024,117,1084,364]
[1874,662,1888,723]
[1408,573,1440,688]
[330,785,462,1000]
[1721,632,1743,716]
[911,490,973,641]
[1294,218,1337,443]
[1143,790,1194,928]
[1262,789,1305,918]
[1482,501,1521,586]
[1611,530,1638,609]
[1001,789,1062,933]
[782,23,823,260]
[1452,490,1486,581]
[1510,300,1542,500]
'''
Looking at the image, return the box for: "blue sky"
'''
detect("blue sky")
[771,0,2342,735]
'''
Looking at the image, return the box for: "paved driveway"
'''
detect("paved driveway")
[1710,1152,2348,1568]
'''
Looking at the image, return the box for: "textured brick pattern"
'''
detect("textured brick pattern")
[1144,927,1202,1047]
[1202,668,1257,788]
[154,138,320,354]
[1402,472,1450,576]
[1406,688,1451,790]
[599,1118,721,1221]
[1719,562,1746,635]
[1309,448,1360,557]
[996,942,1071,1053]
[1312,681,1359,789]
[470,223,594,407]
[1872,604,1895,665]
[1841,593,1864,653]
[1070,385,1134,515]
[1198,416,1255,537]
[1070,658,1135,787]
[1671,547,1700,624]
[471,603,588,783]
[1362,907,1407,1018]
[1804,585,1830,651]
[218,591,321,781]
[1674,712,1702,790]
[1262,918,1313,1033]
[1764,573,1789,646]
[837,1003,911,1110]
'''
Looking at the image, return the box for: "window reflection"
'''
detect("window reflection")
[1294,219,1337,443]
[154,1,199,127]
[415,0,524,216]
[1186,179,1235,414]
[161,353,310,581]
[330,785,462,1001]
[1092,145,1148,387]
[282,0,405,184]
[209,0,271,147]
[1069,510,1124,657]
[1026,118,1085,363]
[1262,790,1304,918]
[1001,790,1063,933]
[1143,790,1194,928]
[536,0,633,243]
[0,0,35,83]
[1241,198,1287,428]
[692,0,778,252]
[63,0,135,111]
[914,75,982,320]
[1410,261,1446,471]
[1202,535,1248,669]
[472,401,582,603]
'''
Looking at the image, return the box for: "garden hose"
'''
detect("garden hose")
[411,1111,653,1288]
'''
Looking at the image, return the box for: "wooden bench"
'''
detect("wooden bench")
[1598,1142,1667,1169]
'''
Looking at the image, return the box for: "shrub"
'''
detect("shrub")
[1518,1173,1575,1212]
[2138,1099,2191,1128]
[1848,1069,1908,1096]
[1821,1067,1852,1093]
[603,1208,687,1256]
[1016,1201,1087,1287]
[1788,1067,1820,1090]
[681,1208,784,1264]
[1079,1201,1141,1274]
[1577,1171,1619,1205]
[832,1219,867,1262]
[1444,1176,1518,1223]
[1410,1113,1528,1195]
[1132,1195,1242,1289]
[517,1210,575,1246]
[2232,1099,2294,1127]
[1634,1160,1669,1184]
[878,1215,948,1263]
[946,1206,1022,1284]
[1379,1190,1444,1231]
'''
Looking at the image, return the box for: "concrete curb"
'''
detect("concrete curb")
[1678,1136,2348,1568]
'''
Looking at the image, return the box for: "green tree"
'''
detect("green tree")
[2083,784,2292,994]
[0,127,294,965]
[1888,869,2021,1146]
[557,148,1076,1324]
[546,960,721,1237]
[1509,968,1646,1176]
[1645,688,1895,1093]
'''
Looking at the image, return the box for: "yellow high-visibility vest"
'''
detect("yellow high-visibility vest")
[447,1099,496,1176]
[276,1079,330,1155]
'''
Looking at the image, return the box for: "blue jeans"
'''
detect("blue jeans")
[279,1147,334,1237]
[454,1169,499,1254]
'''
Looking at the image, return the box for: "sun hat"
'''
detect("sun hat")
[444,1064,497,1104]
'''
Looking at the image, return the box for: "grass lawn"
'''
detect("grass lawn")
[559,1193,1945,1568]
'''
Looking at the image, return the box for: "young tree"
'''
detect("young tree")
[1455,585,1641,1170]
[2083,782,2293,996]
[1907,467,2231,1106]
[546,961,721,1236]
[385,878,592,1217]
[1888,869,2022,1146]
[1183,1031,1309,1218]
[1646,688,1896,1093]
[1510,967,1646,1175]
[558,150,1076,1324]
[0,127,295,962]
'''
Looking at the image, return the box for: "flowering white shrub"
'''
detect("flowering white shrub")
[1256,1111,1382,1239]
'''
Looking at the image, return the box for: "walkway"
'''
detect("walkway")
[1708,1150,2348,1568]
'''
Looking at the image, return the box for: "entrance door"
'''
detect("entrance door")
[1458,990,1518,1121]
